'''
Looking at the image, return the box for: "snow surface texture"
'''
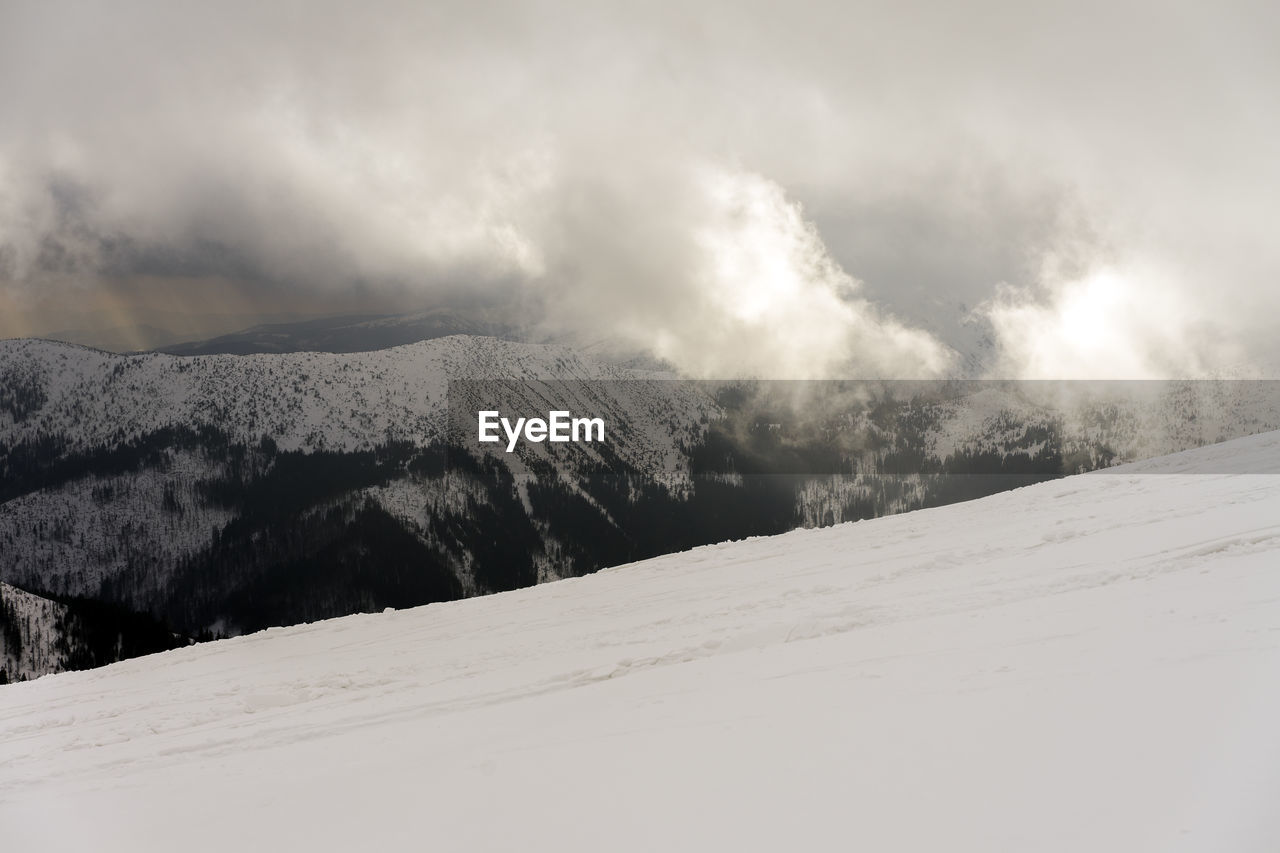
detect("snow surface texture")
[2,432,1280,851]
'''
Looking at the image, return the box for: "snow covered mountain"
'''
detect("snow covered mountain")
[0,335,716,647]
[5,335,1280,680]
[0,581,180,684]
[0,335,700,454]
[2,431,1278,851]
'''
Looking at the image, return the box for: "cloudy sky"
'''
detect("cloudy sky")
[1,0,1277,376]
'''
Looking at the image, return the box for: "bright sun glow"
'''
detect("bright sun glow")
[983,263,1227,379]
[671,167,952,379]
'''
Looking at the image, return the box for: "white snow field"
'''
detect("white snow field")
[4,433,1280,852]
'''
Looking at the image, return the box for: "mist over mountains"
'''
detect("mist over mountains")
[4,327,1279,681]
[8,3,1280,380]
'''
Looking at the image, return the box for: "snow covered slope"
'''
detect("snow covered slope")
[0,582,181,683]
[7,337,1279,649]
[0,582,65,681]
[0,336,715,633]
[0,335,696,454]
[3,431,1279,851]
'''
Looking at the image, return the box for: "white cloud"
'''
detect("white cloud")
[981,259,1241,379]
[662,167,952,378]
[1,0,1277,376]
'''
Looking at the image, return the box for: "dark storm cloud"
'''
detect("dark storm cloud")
[1,0,1278,375]
[16,176,262,283]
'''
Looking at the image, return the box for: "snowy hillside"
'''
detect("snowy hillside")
[1,336,718,644]
[6,337,1280,679]
[0,335,698,454]
[0,582,64,681]
[3,432,1278,851]
[0,581,181,683]
[4,338,1280,660]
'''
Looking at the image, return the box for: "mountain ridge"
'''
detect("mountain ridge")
[6,336,1280,678]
